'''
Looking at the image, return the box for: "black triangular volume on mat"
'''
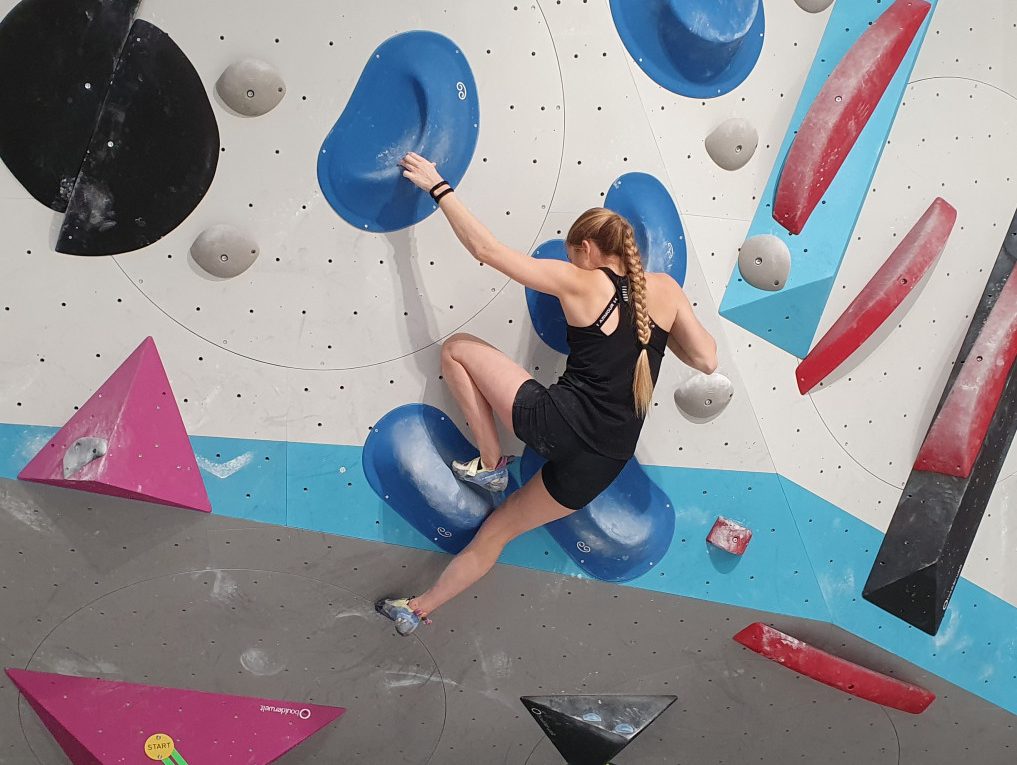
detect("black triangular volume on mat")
[863,210,1017,635]
[521,694,676,765]
[0,0,142,211]
[56,19,220,256]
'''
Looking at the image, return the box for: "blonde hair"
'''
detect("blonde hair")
[566,208,654,417]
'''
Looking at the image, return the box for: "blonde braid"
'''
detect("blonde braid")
[622,224,654,417]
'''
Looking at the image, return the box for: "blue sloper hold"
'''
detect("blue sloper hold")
[526,173,687,354]
[317,31,479,233]
[610,0,764,99]
[525,240,571,355]
[604,172,688,286]
[363,404,517,554]
[520,448,675,583]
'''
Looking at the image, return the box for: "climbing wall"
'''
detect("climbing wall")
[1,0,1016,762]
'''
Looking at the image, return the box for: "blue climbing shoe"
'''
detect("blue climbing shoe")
[451,455,512,493]
[375,597,430,636]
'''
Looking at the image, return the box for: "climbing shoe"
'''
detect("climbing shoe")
[451,455,512,493]
[375,597,431,637]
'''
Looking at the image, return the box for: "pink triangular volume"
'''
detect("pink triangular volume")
[17,337,211,512]
[6,668,346,764]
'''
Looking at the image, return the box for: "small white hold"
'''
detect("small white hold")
[674,372,735,420]
[738,235,791,291]
[191,224,260,279]
[794,0,835,12]
[216,58,286,117]
[705,117,759,171]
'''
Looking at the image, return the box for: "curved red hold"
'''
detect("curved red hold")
[733,622,935,714]
[773,0,932,235]
[796,198,956,394]
[914,261,1017,478]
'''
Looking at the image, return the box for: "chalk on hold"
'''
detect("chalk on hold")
[864,210,1017,635]
[733,622,936,713]
[707,516,751,555]
[610,0,765,98]
[604,172,688,285]
[705,117,758,171]
[794,0,835,12]
[738,234,790,291]
[54,20,220,257]
[521,694,676,765]
[190,224,260,279]
[18,337,211,513]
[772,0,932,235]
[520,448,675,583]
[674,371,734,420]
[216,58,286,117]
[363,404,517,554]
[62,437,108,479]
[317,31,479,232]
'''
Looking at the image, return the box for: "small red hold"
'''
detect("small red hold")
[707,517,752,555]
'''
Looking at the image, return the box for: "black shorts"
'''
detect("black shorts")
[511,379,627,510]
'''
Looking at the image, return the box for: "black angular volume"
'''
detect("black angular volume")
[863,211,1017,635]
[521,694,676,764]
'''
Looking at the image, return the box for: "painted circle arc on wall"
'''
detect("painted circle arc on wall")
[111,4,564,369]
[19,570,446,762]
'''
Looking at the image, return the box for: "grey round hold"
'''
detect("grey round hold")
[191,225,260,279]
[705,118,759,171]
[738,235,791,291]
[794,0,835,12]
[674,372,734,420]
[216,59,286,117]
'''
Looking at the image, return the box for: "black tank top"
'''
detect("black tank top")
[547,268,669,459]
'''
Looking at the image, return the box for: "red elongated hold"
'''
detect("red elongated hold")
[914,262,1017,477]
[707,516,752,555]
[733,623,935,714]
[773,0,932,235]
[796,198,956,394]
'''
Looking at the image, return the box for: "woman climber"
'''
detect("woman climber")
[376,152,718,635]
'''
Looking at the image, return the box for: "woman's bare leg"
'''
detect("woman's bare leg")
[441,333,532,468]
[410,474,574,616]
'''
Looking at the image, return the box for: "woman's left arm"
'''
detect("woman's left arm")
[399,152,580,298]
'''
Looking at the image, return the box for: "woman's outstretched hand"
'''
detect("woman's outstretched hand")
[399,152,445,192]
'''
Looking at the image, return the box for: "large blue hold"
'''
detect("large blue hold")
[610,0,764,99]
[520,448,676,583]
[605,172,687,286]
[363,404,517,554]
[525,173,687,354]
[317,31,480,232]
[525,240,571,355]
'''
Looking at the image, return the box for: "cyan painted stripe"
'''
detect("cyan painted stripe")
[719,0,939,358]
[2,421,1014,715]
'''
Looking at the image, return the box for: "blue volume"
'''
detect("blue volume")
[362,403,517,554]
[605,172,687,286]
[318,31,480,232]
[525,239,571,355]
[520,448,676,582]
[526,173,687,354]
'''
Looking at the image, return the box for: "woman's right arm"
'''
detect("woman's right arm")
[667,281,718,374]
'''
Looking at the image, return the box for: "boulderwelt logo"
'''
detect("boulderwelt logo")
[259,704,312,720]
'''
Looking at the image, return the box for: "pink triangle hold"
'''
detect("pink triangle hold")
[7,668,346,764]
[17,337,211,512]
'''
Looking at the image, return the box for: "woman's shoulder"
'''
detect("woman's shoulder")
[645,272,682,326]
[646,271,681,295]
